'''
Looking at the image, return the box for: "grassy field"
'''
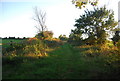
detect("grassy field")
[2,39,26,48]
[2,43,119,79]
[2,39,24,44]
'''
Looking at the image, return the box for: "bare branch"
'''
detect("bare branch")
[33,6,47,33]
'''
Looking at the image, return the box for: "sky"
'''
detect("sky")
[0,0,120,38]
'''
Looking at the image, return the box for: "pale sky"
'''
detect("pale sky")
[0,0,120,38]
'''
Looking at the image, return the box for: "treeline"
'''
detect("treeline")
[1,37,28,39]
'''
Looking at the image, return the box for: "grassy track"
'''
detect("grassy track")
[2,43,119,79]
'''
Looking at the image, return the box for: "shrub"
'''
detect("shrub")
[21,40,48,56]
[28,37,38,41]
[45,39,63,48]
[3,39,48,57]
[35,31,53,40]
[59,34,68,41]
[116,40,120,51]
[111,31,120,45]
[84,35,97,45]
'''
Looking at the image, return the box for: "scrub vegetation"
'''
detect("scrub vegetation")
[2,5,120,79]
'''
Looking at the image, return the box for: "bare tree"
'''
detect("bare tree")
[33,7,47,33]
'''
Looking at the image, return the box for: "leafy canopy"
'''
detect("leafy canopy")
[73,6,117,44]
[72,0,99,9]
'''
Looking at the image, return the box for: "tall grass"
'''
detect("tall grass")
[3,43,120,79]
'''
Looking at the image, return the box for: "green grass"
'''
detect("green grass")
[2,39,24,44]
[2,39,26,47]
[2,43,120,79]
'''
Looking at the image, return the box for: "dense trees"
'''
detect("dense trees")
[70,6,117,45]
